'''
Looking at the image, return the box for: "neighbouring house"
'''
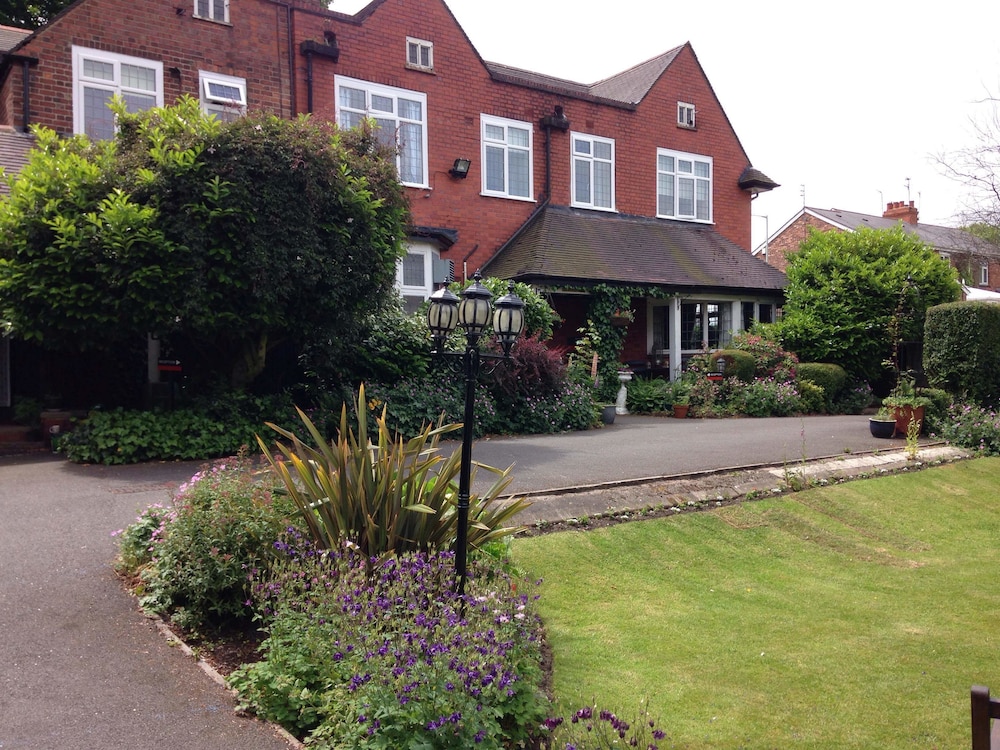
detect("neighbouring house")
[760,200,1000,299]
[0,0,785,408]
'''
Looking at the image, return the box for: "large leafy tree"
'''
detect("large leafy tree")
[773,226,960,384]
[0,97,409,390]
[0,0,72,29]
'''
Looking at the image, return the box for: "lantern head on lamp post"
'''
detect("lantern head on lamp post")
[426,271,525,600]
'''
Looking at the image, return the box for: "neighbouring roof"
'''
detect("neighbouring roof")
[483,205,788,294]
[0,24,31,53]
[805,207,1000,257]
[0,127,35,195]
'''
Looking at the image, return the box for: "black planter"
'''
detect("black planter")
[869,418,896,438]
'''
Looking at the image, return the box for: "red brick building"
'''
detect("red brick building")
[0,0,786,402]
[761,201,1000,299]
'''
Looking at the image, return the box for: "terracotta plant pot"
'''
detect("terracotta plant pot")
[890,405,925,438]
[672,404,690,419]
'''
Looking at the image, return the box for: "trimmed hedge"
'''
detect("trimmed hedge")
[924,301,1000,406]
[796,363,848,412]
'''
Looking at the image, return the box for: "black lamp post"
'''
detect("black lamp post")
[426,272,525,598]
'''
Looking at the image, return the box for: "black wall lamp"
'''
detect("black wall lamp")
[449,157,472,178]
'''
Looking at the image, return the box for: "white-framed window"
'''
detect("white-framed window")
[571,132,615,210]
[982,264,990,286]
[199,71,246,121]
[396,243,438,314]
[194,0,229,22]
[481,114,533,200]
[406,37,434,71]
[657,148,712,222]
[72,46,163,140]
[677,101,696,128]
[336,76,428,187]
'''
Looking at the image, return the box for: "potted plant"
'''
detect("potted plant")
[868,407,897,438]
[671,381,691,419]
[609,309,635,327]
[599,403,617,425]
[881,373,931,438]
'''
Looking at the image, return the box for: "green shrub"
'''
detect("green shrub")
[497,382,598,434]
[919,387,953,433]
[797,379,826,414]
[366,376,500,439]
[925,301,1000,406]
[728,330,798,381]
[727,377,802,417]
[626,377,672,413]
[116,452,302,633]
[61,392,298,464]
[346,303,432,386]
[831,381,873,414]
[797,363,848,411]
[229,545,549,747]
[259,386,530,559]
[937,402,1000,454]
[710,349,756,382]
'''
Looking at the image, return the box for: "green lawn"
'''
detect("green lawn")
[512,457,1000,749]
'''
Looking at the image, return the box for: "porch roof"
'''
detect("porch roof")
[482,205,788,295]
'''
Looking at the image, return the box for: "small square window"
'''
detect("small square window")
[194,0,228,23]
[406,38,434,71]
[677,102,696,129]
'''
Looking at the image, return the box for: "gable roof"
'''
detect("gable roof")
[485,46,685,109]
[483,205,787,294]
[801,206,1000,257]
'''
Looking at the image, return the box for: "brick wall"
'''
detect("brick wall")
[763,213,837,272]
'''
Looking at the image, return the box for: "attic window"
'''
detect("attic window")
[194,0,229,23]
[406,38,434,72]
[677,102,696,129]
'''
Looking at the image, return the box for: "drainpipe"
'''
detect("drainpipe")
[303,46,314,112]
[538,105,569,200]
[21,58,31,132]
[299,33,340,115]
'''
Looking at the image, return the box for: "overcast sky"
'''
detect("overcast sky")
[333,0,1000,250]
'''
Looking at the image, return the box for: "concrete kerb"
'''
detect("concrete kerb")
[511,443,972,527]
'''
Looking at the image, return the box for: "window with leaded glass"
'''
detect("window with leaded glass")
[72,47,162,140]
[336,76,428,187]
[657,149,712,222]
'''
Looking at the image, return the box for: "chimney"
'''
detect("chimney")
[883,200,919,225]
